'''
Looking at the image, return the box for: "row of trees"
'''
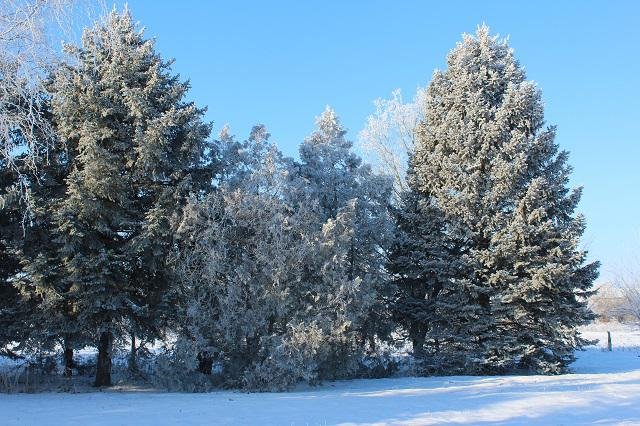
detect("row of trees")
[0,9,598,390]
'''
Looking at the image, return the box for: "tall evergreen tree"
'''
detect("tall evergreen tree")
[387,163,460,366]
[292,107,394,353]
[0,164,27,352]
[13,133,89,376]
[50,9,213,386]
[412,26,598,373]
[0,99,69,361]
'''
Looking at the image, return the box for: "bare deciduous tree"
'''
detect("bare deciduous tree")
[0,0,80,178]
[616,270,640,323]
[588,282,627,322]
[357,87,426,199]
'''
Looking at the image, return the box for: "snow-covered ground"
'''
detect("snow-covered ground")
[1,323,639,425]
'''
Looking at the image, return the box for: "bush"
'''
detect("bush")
[242,323,326,391]
[151,339,219,392]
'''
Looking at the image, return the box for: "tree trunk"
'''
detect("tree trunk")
[412,336,426,357]
[197,351,213,375]
[410,322,426,358]
[95,331,113,387]
[63,344,74,377]
[128,332,137,373]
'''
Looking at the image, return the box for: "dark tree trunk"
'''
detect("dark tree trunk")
[197,351,213,375]
[128,332,137,373]
[410,322,426,358]
[95,331,113,387]
[368,334,376,353]
[409,281,429,358]
[63,344,74,377]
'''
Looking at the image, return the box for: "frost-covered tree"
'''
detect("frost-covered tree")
[493,174,598,372]
[387,164,460,364]
[412,26,598,373]
[0,102,75,363]
[169,116,395,390]
[0,0,80,177]
[612,268,640,323]
[174,191,314,389]
[50,9,213,386]
[217,124,272,188]
[0,163,28,352]
[13,140,83,375]
[292,107,394,354]
[171,130,323,390]
[359,87,427,198]
[296,107,367,218]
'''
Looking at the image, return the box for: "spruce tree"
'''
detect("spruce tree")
[0,165,26,352]
[50,9,213,386]
[0,103,71,361]
[387,163,460,366]
[412,26,598,373]
[14,136,88,376]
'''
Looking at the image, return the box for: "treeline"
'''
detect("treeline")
[0,10,598,391]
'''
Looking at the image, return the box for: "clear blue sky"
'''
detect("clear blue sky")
[110,0,639,283]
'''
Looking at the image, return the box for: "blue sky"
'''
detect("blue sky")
[109,0,639,283]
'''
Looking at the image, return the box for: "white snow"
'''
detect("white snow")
[1,323,639,425]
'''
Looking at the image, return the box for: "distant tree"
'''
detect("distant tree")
[619,284,640,323]
[50,9,213,386]
[587,283,622,322]
[612,269,640,323]
[412,26,598,373]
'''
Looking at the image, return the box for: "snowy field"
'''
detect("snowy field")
[1,323,639,426]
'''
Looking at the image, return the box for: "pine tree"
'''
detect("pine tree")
[292,107,394,355]
[297,107,365,219]
[0,103,73,363]
[492,163,598,373]
[387,163,460,367]
[0,69,55,351]
[50,9,213,386]
[0,165,27,352]
[13,134,90,376]
[412,26,598,373]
